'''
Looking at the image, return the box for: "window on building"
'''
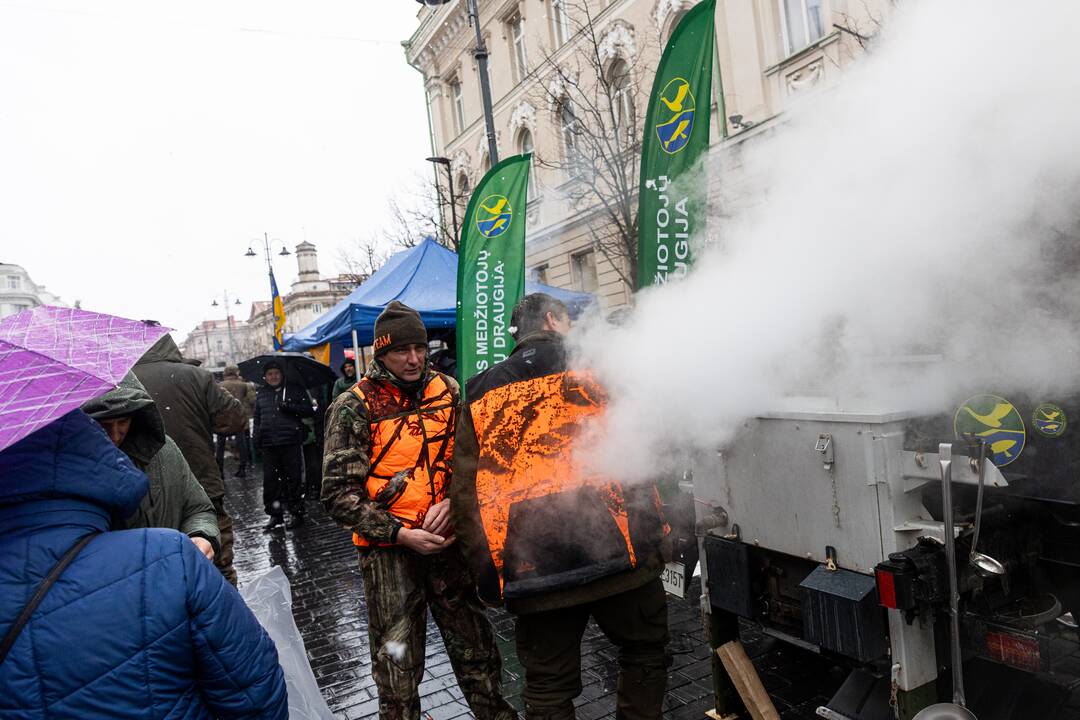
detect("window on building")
[312,303,323,314]
[608,59,635,145]
[570,250,599,293]
[481,152,492,173]
[216,339,224,352]
[558,100,580,170]
[6,275,19,290]
[781,0,826,55]
[508,12,528,83]
[450,77,465,134]
[518,128,537,200]
[551,0,571,47]
[532,264,549,285]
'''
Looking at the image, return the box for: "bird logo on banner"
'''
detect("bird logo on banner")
[476,194,513,239]
[655,77,696,155]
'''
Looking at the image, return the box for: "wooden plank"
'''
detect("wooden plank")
[716,641,780,720]
[704,710,740,720]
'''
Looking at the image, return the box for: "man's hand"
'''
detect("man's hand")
[191,536,215,561]
[422,498,453,539]
[397,527,454,555]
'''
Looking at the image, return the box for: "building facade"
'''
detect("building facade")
[242,242,357,356]
[0,262,65,318]
[405,0,890,310]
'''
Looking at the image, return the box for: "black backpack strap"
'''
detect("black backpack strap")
[0,532,99,666]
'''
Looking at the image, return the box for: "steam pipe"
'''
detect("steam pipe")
[939,443,966,706]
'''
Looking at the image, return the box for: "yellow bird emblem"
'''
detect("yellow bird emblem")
[480,197,509,215]
[962,402,1015,429]
[660,82,690,113]
[1039,409,1062,421]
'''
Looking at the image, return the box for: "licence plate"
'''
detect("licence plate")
[661,561,686,598]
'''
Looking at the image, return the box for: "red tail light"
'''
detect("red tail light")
[986,630,1041,673]
[875,568,898,609]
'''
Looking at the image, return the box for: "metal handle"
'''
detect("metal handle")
[940,443,966,706]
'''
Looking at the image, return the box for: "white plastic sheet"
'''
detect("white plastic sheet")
[240,565,336,720]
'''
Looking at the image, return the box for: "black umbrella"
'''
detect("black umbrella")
[238,352,337,390]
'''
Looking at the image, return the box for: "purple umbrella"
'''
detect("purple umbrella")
[0,306,171,452]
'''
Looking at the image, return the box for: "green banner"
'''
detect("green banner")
[456,153,531,388]
[637,0,715,289]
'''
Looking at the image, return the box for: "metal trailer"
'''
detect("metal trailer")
[691,396,1080,719]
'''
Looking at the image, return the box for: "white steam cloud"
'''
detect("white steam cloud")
[572,0,1080,481]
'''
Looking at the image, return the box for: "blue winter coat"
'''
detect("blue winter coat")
[0,410,288,719]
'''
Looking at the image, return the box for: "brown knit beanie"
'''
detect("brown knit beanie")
[373,301,427,356]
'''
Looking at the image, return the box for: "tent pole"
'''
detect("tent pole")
[352,330,361,375]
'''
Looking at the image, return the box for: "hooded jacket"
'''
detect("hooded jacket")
[453,331,669,615]
[221,374,256,419]
[133,335,246,498]
[0,411,288,718]
[81,372,220,552]
[253,379,315,448]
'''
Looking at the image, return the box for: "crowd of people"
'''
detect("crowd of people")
[0,293,672,720]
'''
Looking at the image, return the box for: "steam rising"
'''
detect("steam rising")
[573,0,1080,481]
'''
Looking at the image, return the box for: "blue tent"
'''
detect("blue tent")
[282,238,594,351]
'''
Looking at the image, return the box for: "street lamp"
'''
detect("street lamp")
[245,232,292,350]
[427,156,459,247]
[211,293,243,364]
[416,0,499,164]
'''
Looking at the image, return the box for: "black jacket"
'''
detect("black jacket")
[455,331,668,614]
[253,382,314,448]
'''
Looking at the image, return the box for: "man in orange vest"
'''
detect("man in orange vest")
[453,293,671,720]
[322,301,516,720]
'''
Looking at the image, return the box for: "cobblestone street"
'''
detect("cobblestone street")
[224,456,848,720]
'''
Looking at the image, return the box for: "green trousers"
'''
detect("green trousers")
[515,578,670,720]
[359,545,517,720]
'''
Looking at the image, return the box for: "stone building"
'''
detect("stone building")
[0,262,65,318]
[404,0,890,309]
[180,317,247,370]
[243,242,357,353]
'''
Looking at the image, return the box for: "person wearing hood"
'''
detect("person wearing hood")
[81,371,220,560]
[254,360,315,530]
[218,364,256,479]
[133,334,246,584]
[332,357,358,399]
[0,410,288,718]
[322,301,515,720]
[452,294,671,720]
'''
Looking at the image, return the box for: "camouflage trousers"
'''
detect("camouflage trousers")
[211,496,237,586]
[358,544,517,720]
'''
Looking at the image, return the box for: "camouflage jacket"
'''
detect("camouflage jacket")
[321,361,461,544]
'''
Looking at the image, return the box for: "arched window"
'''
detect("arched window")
[608,59,635,145]
[518,128,536,200]
[481,152,492,174]
[456,172,470,219]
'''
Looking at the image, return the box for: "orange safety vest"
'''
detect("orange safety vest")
[351,373,456,547]
[468,370,666,602]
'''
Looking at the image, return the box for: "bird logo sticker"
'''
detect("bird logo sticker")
[476,194,513,239]
[1033,403,1067,438]
[654,77,696,155]
[953,394,1026,466]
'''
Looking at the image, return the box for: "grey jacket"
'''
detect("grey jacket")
[82,372,221,552]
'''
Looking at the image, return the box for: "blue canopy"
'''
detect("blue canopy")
[282,238,595,351]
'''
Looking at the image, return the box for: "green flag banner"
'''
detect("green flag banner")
[637,0,715,289]
[456,153,531,387]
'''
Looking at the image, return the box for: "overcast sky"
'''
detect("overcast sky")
[0,1,432,340]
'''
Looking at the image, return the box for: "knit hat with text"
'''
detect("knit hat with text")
[373,301,427,356]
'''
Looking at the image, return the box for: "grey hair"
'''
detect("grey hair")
[510,293,569,340]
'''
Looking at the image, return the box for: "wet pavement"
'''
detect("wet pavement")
[224,457,845,719]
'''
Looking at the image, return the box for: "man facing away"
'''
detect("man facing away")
[453,293,671,720]
[134,333,246,585]
[322,300,515,720]
[218,364,256,479]
[253,360,314,530]
[81,370,220,560]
